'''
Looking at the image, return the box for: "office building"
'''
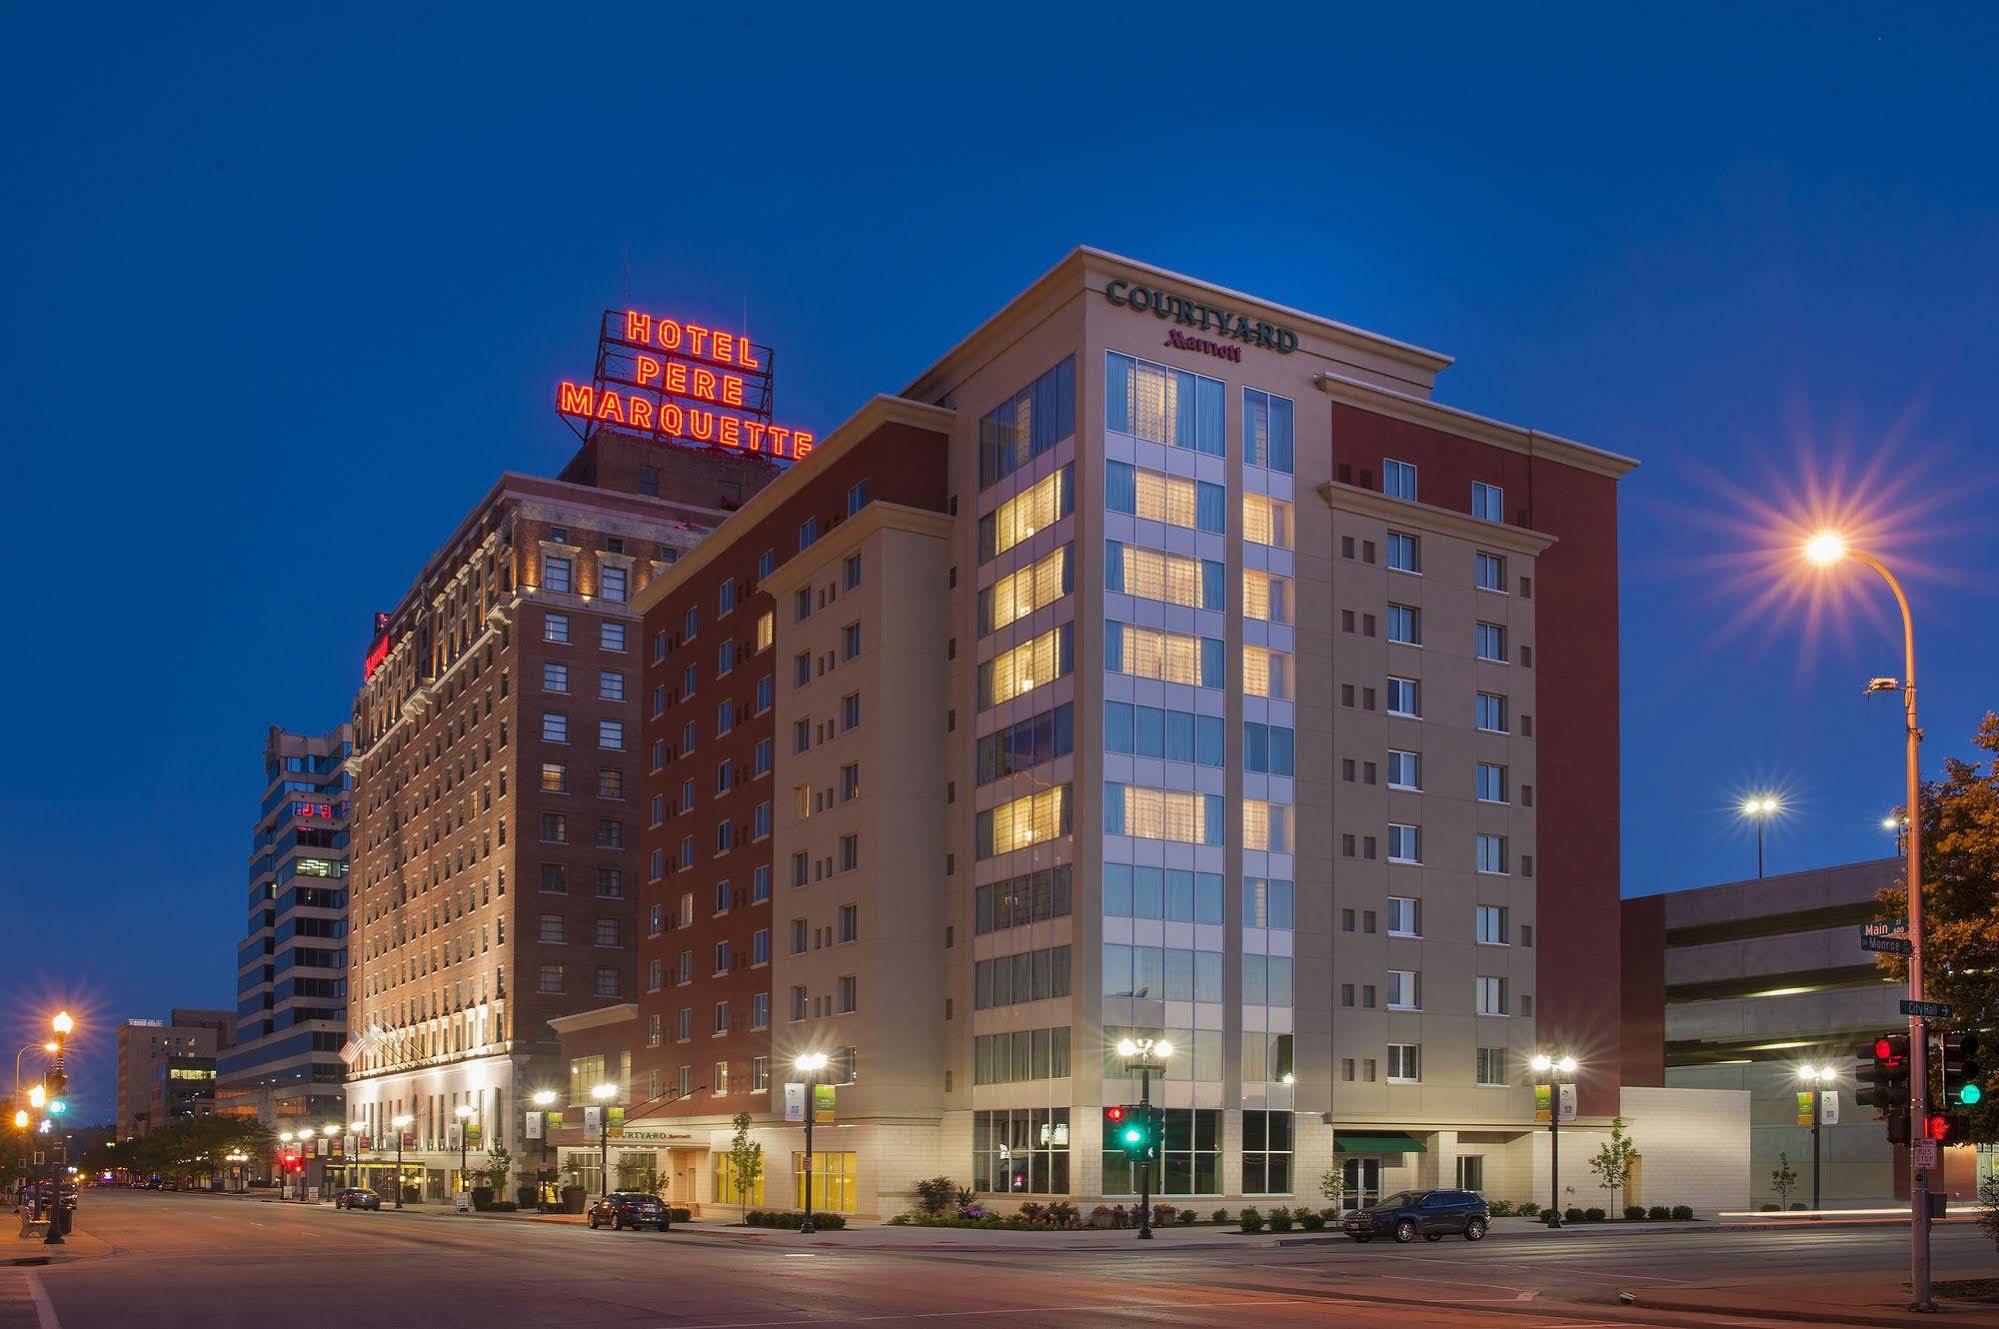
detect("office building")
[217,725,353,1128]
[116,1010,232,1139]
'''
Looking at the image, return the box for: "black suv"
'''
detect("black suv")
[587,1191,670,1231]
[1343,1189,1489,1243]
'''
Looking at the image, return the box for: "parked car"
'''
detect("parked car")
[587,1191,669,1231]
[333,1187,383,1211]
[1344,1189,1489,1243]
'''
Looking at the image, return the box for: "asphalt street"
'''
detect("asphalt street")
[5,1191,1997,1329]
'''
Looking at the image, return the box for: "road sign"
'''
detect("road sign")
[1862,920,1906,937]
[1863,934,1914,956]
[1914,1139,1940,1170]
[1901,999,1953,1019]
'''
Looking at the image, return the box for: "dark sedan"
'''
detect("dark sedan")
[332,1187,383,1210]
[587,1191,669,1231]
[1343,1188,1489,1243]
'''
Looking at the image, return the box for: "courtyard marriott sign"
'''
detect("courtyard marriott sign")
[1104,279,1300,358]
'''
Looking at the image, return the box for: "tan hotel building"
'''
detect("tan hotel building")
[547,249,1748,1218]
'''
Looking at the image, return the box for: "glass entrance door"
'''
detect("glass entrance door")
[1342,1157,1382,1207]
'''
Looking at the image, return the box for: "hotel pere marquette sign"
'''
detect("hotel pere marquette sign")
[556,308,815,461]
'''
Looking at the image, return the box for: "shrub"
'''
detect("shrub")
[913,1177,958,1218]
[960,1203,989,1220]
[1671,1205,1694,1222]
[1585,1207,1606,1223]
[1320,1206,1341,1222]
[743,1210,845,1230]
[1648,1205,1671,1221]
[1299,1211,1326,1232]
[1177,1209,1196,1225]
[1759,1203,1779,1213]
[1047,1201,1080,1227]
[1624,1205,1646,1221]
[1789,1202,1807,1211]
[1564,1207,1586,1224]
[1018,1202,1045,1223]
[1488,1200,1514,1218]
[1518,1201,1541,1218]
[669,1207,692,1224]
[487,1201,518,1212]
[887,1214,909,1225]
[1211,1208,1231,1225]
[1152,1204,1176,1226]
[1268,1206,1294,1233]
[1239,1206,1265,1233]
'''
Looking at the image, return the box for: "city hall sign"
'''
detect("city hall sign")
[1103,279,1300,357]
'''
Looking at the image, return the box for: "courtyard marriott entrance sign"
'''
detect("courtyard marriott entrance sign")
[1104,279,1300,356]
[557,308,816,461]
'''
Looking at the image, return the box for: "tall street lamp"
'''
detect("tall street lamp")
[1531,1053,1579,1227]
[320,1123,340,1201]
[1115,1036,1173,1239]
[1797,1064,1837,1211]
[390,1114,413,1209]
[591,1083,616,1201]
[42,1012,72,1247]
[1740,796,1781,879]
[793,1052,828,1234]
[455,1104,476,1198]
[1803,530,1931,1310]
[278,1130,296,1200]
[532,1090,557,1210]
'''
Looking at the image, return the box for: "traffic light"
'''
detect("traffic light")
[1943,1030,1984,1108]
[1854,1034,1911,1113]
[1924,1113,1971,1145]
[1108,1105,1156,1161]
[46,1098,66,1117]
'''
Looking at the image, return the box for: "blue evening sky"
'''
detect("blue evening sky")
[5,6,1995,1118]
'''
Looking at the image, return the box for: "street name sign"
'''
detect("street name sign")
[1900,999,1952,1019]
[1862,934,1913,956]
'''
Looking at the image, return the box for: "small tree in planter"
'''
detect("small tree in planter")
[1588,1116,1640,1211]
[476,1145,512,1211]
[1320,1169,1347,1215]
[1771,1153,1799,1211]
[727,1111,764,1213]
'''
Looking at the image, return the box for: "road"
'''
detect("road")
[4,1191,1996,1328]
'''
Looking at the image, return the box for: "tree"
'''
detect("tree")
[1588,1115,1639,1198]
[1875,713,1999,1140]
[481,1144,513,1193]
[1319,1169,1346,1211]
[726,1111,763,1208]
[1771,1153,1799,1209]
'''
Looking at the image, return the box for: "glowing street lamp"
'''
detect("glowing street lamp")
[390,1114,414,1209]
[793,1052,830,1233]
[1530,1053,1580,1226]
[1799,530,1932,1308]
[454,1104,476,1192]
[1796,1065,1839,1210]
[1740,796,1782,879]
[590,1083,617,1202]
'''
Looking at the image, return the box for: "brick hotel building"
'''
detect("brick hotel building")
[534,249,1773,1222]
[340,434,778,1200]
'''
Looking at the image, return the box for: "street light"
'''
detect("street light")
[1115,1036,1173,1239]
[531,1090,557,1211]
[1797,1064,1838,1211]
[455,1104,476,1197]
[1801,530,1932,1310]
[1740,796,1781,879]
[793,1052,829,1234]
[1530,1053,1580,1227]
[590,1083,616,1202]
[390,1114,413,1209]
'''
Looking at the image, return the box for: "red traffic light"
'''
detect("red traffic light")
[1926,1114,1952,1142]
[1104,1105,1126,1125]
[1874,1037,1895,1061]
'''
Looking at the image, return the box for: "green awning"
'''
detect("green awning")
[1335,1132,1428,1154]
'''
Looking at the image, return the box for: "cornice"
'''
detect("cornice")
[1313,371,1639,480]
[1317,482,1559,556]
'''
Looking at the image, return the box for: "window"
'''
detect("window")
[540,863,567,893]
[1242,388,1295,472]
[1386,676,1420,718]
[599,669,625,701]
[537,914,566,944]
[595,818,624,849]
[598,720,624,750]
[1105,462,1225,533]
[977,865,1077,933]
[978,624,1073,706]
[1107,542,1222,610]
[1386,749,1420,791]
[972,1029,1073,1087]
[836,904,858,943]
[841,693,861,731]
[1386,970,1421,1011]
[981,356,1078,487]
[594,918,620,947]
[974,945,1072,1008]
[1099,1105,1222,1196]
[714,941,732,975]
[980,546,1072,633]
[755,611,774,653]
[1238,721,1291,774]
[1475,622,1507,663]
[1475,552,1506,592]
[544,612,571,644]
[1242,876,1294,930]
[1476,692,1509,733]
[1104,352,1222,455]
[1241,569,1291,624]
[842,622,862,660]
[838,834,859,872]
[1387,532,1420,573]
[755,677,774,716]
[756,549,775,583]
[682,664,698,698]
[794,588,812,623]
[538,963,565,993]
[542,554,573,594]
[844,552,862,590]
[600,564,629,603]
[597,867,623,898]
[1387,1044,1421,1083]
[1241,494,1291,548]
[1102,784,1221,846]
[1383,460,1417,501]
[837,975,857,1014]
[540,762,568,794]
[1477,834,1509,875]
[714,1000,730,1032]
[543,662,570,693]
[1387,823,1421,865]
[981,466,1074,561]
[798,517,818,550]
[753,801,772,839]
[1387,895,1421,938]
[1472,482,1504,522]
[718,579,737,617]
[752,995,769,1030]
[789,985,808,1022]
[540,813,568,843]
[840,763,861,801]
[541,712,568,744]
[1241,645,1291,699]
[1385,604,1421,646]
[1109,621,1221,688]
[1476,1047,1508,1088]
[1476,976,1508,1016]
[1241,1109,1294,1194]
[1477,904,1509,945]
[1242,800,1291,852]
[717,641,735,675]
[1476,763,1509,803]
[750,928,770,967]
[978,785,1072,857]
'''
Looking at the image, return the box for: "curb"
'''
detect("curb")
[1628,1295,1996,1328]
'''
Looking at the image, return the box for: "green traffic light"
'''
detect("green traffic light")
[47,1100,66,1116]
[1961,1084,1982,1106]
[1122,1127,1143,1145]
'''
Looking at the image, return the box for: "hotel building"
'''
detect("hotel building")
[341,432,778,1200]
[549,249,1746,1218]
[217,724,354,1131]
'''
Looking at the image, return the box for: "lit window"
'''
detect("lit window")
[979,786,1070,856]
[1105,784,1221,846]
[1242,494,1292,548]
[1105,352,1223,455]
[982,466,1072,561]
[981,546,1071,633]
[1109,542,1219,609]
[1242,645,1291,699]
[979,624,1072,707]
[1242,569,1292,624]
[755,612,774,654]
[1112,622,1216,688]
[1242,800,1292,852]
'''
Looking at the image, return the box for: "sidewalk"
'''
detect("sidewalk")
[4,1226,110,1267]
[1621,1270,1999,1327]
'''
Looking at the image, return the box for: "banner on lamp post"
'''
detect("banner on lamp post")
[783,1083,806,1123]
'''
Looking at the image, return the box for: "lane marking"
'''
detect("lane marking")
[26,1272,60,1329]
